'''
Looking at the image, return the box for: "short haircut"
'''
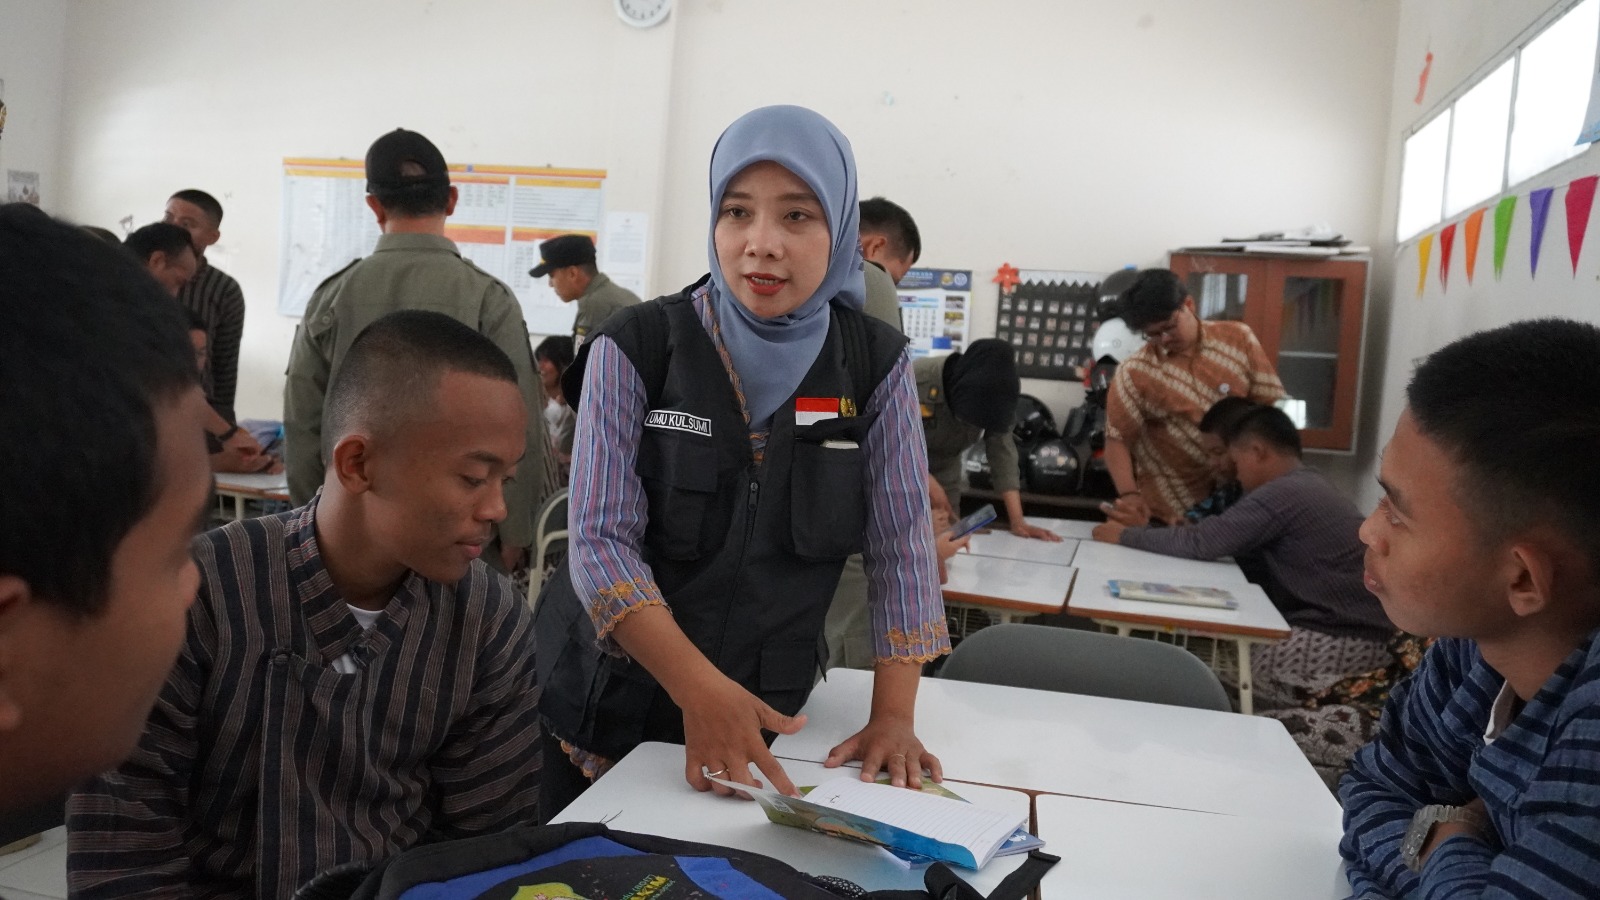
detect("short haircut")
[1408,318,1600,571]
[169,189,224,226]
[859,196,921,262]
[124,222,194,264]
[0,205,200,616]
[1119,268,1190,331]
[322,310,518,459]
[534,334,575,372]
[370,163,450,218]
[1222,404,1302,458]
[1198,396,1258,437]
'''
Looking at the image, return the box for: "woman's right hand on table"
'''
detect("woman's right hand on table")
[679,673,806,800]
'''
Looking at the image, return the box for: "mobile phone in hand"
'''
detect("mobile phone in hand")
[945,504,997,540]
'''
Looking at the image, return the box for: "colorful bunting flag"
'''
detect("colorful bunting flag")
[1566,175,1598,274]
[1493,196,1517,279]
[1463,208,1486,284]
[1529,187,1555,277]
[1417,233,1434,298]
[1439,223,1456,291]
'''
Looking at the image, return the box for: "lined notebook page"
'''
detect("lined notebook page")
[806,778,1022,858]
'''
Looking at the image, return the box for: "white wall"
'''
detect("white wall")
[1353,0,1600,512]
[0,0,68,208]
[51,0,1401,450]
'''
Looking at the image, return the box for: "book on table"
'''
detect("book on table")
[709,774,1039,870]
[1106,580,1239,609]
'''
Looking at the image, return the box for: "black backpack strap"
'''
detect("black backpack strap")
[864,850,1059,900]
[834,303,907,415]
[561,295,675,410]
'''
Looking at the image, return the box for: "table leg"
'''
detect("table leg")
[1235,638,1255,715]
[234,494,245,520]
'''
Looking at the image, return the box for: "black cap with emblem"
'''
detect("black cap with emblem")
[529,234,597,278]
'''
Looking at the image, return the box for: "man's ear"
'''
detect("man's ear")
[0,575,35,732]
[444,185,459,217]
[859,233,887,262]
[331,433,377,495]
[365,194,388,228]
[1505,537,1565,619]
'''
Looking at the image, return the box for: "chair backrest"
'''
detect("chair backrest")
[528,488,571,608]
[938,624,1232,712]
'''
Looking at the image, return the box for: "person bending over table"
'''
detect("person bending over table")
[1339,319,1600,899]
[535,106,949,814]
[1103,268,1284,525]
[1093,404,1396,784]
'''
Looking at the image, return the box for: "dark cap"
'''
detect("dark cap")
[365,128,450,193]
[944,339,1021,432]
[528,234,597,277]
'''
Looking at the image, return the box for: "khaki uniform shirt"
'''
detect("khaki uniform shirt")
[915,355,1020,509]
[282,232,552,547]
[862,262,903,331]
[571,272,642,346]
[1106,319,1285,523]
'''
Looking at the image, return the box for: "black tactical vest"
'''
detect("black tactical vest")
[536,279,906,761]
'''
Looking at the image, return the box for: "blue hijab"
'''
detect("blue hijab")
[706,105,866,428]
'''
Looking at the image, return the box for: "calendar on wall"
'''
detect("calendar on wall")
[995,270,1104,380]
[897,268,972,357]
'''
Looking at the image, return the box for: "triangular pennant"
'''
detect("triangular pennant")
[1417,233,1434,298]
[1439,223,1456,291]
[1493,196,1517,279]
[1529,187,1555,277]
[1463,208,1486,284]
[1566,175,1598,274]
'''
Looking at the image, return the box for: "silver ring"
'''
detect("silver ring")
[706,767,728,778]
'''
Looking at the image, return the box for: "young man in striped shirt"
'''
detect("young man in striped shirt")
[69,311,543,899]
[1341,318,1600,898]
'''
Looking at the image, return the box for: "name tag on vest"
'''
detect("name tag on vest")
[644,409,712,437]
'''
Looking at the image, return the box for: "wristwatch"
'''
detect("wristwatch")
[1401,804,1489,872]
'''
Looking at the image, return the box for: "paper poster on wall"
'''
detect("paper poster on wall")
[7,170,40,205]
[896,268,972,357]
[601,211,650,300]
[997,269,1103,380]
[278,159,605,335]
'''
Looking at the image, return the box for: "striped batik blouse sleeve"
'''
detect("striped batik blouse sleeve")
[567,335,667,654]
[862,349,951,663]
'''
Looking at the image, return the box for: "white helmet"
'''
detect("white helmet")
[1091,318,1139,363]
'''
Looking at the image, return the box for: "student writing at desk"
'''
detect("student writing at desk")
[1340,320,1600,899]
[535,106,949,814]
[1094,403,1396,784]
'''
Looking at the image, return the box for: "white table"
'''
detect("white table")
[551,742,1037,895]
[1066,541,1253,586]
[1068,568,1291,714]
[213,472,290,520]
[1035,795,1348,899]
[1025,516,1100,541]
[941,554,1076,623]
[773,669,1340,828]
[962,530,1080,566]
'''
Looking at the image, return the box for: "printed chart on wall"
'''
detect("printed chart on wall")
[278,159,607,335]
[896,268,972,357]
[997,269,1103,380]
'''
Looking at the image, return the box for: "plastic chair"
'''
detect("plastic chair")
[938,623,1232,712]
[527,488,570,608]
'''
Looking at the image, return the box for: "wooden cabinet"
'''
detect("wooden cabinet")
[1168,252,1367,452]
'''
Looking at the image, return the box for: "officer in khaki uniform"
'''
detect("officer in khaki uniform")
[283,128,553,573]
[529,234,642,347]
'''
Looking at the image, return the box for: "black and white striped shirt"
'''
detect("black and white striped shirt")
[66,498,544,899]
[178,256,245,417]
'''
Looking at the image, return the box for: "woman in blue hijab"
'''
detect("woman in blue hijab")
[535,106,949,812]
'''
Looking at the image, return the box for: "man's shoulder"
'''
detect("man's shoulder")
[444,562,535,638]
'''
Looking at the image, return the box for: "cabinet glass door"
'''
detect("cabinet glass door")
[1276,277,1343,430]
[1184,272,1248,321]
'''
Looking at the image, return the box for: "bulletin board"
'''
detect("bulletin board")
[995,269,1103,380]
[277,158,607,335]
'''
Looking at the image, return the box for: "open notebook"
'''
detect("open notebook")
[710,775,1036,870]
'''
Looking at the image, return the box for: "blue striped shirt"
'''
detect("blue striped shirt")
[1339,631,1600,898]
[568,293,949,664]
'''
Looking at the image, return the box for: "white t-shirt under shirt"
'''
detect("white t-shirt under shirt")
[332,605,384,675]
